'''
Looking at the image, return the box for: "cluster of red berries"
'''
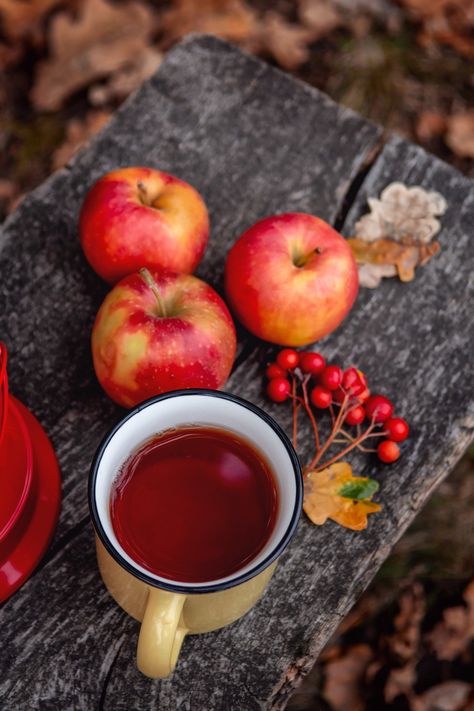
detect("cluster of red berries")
[266,348,409,464]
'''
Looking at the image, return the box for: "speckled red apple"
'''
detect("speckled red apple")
[80,167,209,283]
[92,269,236,408]
[225,213,358,346]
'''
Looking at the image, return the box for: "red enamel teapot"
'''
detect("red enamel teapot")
[0,342,60,602]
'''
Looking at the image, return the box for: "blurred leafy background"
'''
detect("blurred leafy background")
[1,1,473,709]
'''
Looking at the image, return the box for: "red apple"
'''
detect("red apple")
[92,269,236,408]
[80,167,209,283]
[225,213,358,346]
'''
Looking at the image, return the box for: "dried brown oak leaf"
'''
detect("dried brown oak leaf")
[399,0,474,59]
[388,582,425,662]
[384,663,417,704]
[383,587,424,702]
[257,11,316,70]
[446,111,474,159]
[162,0,318,71]
[411,681,472,711]
[323,643,373,711]
[298,0,342,39]
[161,0,258,45]
[0,0,64,40]
[88,46,162,106]
[427,579,474,661]
[416,111,447,142]
[349,182,446,288]
[31,0,156,111]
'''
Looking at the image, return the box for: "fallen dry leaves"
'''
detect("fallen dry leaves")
[31,0,157,111]
[350,182,446,287]
[446,111,474,159]
[412,681,472,711]
[0,0,472,189]
[382,582,426,704]
[385,663,418,703]
[257,12,316,71]
[298,0,342,38]
[389,582,426,662]
[416,111,448,142]
[0,178,16,203]
[323,643,373,711]
[349,236,441,283]
[88,47,162,107]
[399,0,474,59]
[314,581,474,711]
[20,0,348,111]
[0,0,65,40]
[428,580,474,661]
[161,0,258,45]
[161,0,339,71]
[415,109,474,160]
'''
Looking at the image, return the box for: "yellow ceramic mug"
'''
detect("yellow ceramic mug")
[89,390,303,678]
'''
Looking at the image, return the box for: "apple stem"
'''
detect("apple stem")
[139,267,167,317]
[137,181,149,206]
[294,246,323,268]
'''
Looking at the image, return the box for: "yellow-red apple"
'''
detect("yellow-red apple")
[80,167,209,283]
[92,269,236,407]
[225,213,358,346]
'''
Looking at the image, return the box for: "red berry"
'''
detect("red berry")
[320,365,343,391]
[266,377,291,403]
[385,417,409,442]
[332,387,346,404]
[345,405,366,426]
[299,351,326,375]
[277,349,299,370]
[266,363,287,380]
[342,367,365,396]
[377,440,400,463]
[365,395,394,423]
[310,386,332,409]
[357,387,371,403]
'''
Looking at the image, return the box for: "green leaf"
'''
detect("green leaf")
[338,477,379,501]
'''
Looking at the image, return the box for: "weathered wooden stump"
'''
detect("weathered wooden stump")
[0,35,473,710]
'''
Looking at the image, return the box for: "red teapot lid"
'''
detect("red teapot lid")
[0,343,61,602]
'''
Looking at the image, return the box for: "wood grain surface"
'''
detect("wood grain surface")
[0,35,472,710]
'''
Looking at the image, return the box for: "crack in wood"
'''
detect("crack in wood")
[334,132,388,234]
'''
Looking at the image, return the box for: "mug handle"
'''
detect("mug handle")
[137,587,188,678]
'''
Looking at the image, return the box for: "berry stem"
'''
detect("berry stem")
[291,373,299,448]
[309,393,350,470]
[139,267,167,317]
[340,428,354,440]
[340,428,381,453]
[301,376,320,453]
[313,422,377,472]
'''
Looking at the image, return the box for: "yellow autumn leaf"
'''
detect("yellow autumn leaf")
[303,462,381,531]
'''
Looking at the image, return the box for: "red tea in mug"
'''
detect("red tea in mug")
[110,427,278,583]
